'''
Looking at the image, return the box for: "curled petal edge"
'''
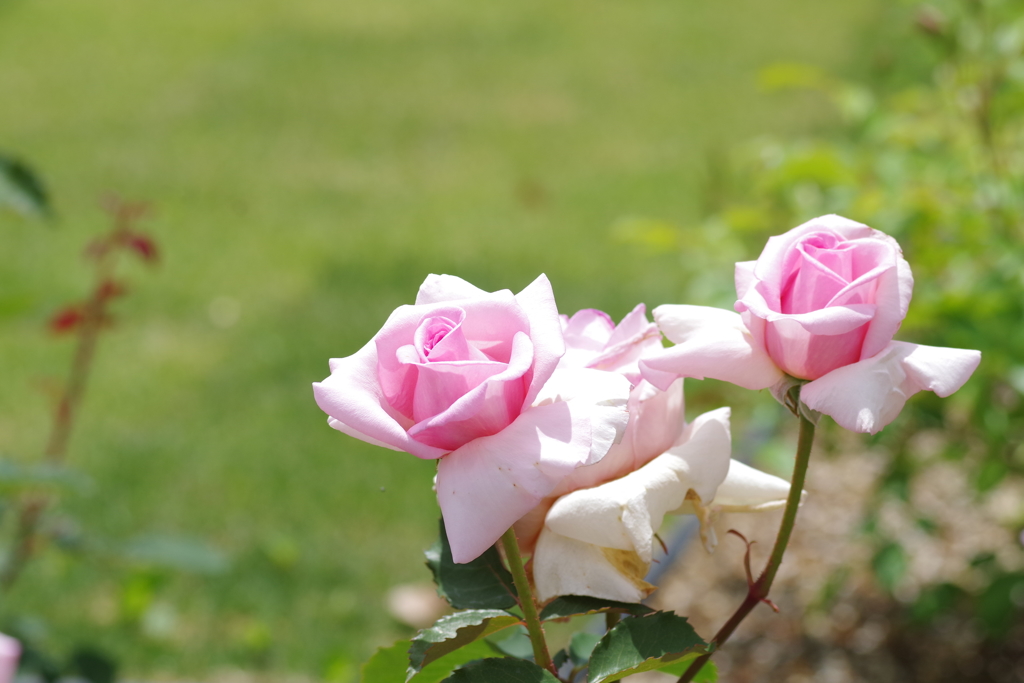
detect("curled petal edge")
[801,341,981,434]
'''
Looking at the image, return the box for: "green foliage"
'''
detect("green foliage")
[361,639,498,683]
[976,571,1024,637]
[440,657,560,683]
[586,611,707,683]
[911,582,966,624]
[538,595,654,621]
[659,656,719,682]
[0,154,50,219]
[426,519,517,610]
[567,631,601,667]
[871,542,908,594]
[407,610,521,677]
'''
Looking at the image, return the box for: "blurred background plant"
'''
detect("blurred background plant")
[0,178,229,681]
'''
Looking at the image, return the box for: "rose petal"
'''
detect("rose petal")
[586,305,662,382]
[313,339,447,460]
[739,281,877,335]
[531,367,632,467]
[515,275,566,407]
[533,528,653,603]
[407,333,533,450]
[735,260,758,299]
[801,340,982,433]
[858,250,913,359]
[544,407,731,563]
[641,305,783,391]
[415,274,490,305]
[543,379,679,500]
[562,309,615,359]
[437,394,621,564]
[376,295,531,418]
[713,460,794,512]
[752,215,875,285]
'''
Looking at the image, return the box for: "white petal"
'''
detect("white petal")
[533,527,653,603]
[801,340,981,434]
[713,460,794,512]
[641,305,784,391]
[544,407,732,563]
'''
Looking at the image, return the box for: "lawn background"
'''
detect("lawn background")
[0,0,883,677]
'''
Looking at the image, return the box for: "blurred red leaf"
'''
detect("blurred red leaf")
[123,233,158,263]
[49,307,85,335]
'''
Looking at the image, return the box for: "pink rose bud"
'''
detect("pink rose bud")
[313,274,630,563]
[734,214,913,380]
[0,633,20,683]
[640,215,981,434]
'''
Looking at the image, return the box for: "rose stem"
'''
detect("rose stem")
[677,411,816,683]
[500,527,558,677]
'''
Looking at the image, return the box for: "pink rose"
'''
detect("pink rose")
[0,633,19,683]
[313,274,629,563]
[641,215,981,433]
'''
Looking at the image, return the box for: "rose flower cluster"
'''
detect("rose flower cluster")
[313,215,981,602]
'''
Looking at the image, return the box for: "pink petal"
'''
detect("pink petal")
[436,401,595,564]
[586,305,662,382]
[548,379,685,498]
[515,274,565,406]
[407,333,533,450]
[640,305,783,391]
[858,249,913,360]
[563,309,615,351]
[735,260,757,298]
[753,215,875,284]
[529,368,632,467]
[762,314,869,380]
[415,274,490,305]
[313,339,447,460]
[739,281,876,335]
[801,341,981,433]
[605,303,651,346]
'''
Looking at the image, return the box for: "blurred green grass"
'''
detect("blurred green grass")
[0,0,881,676]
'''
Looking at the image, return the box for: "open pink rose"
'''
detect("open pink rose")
[641,215,981,433]
[313,274,630,563]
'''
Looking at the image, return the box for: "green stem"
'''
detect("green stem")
[677,412,816,683]
[501,527,557,677]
